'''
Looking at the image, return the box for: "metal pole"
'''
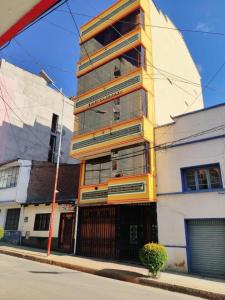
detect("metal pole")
[47,93,65,256]
[73,205,79,255]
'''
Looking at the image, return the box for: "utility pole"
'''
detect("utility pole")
[39,70,65,257]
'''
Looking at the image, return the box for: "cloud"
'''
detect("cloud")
[195,22,213,32]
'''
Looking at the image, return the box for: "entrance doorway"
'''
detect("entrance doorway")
[58,213,75,252]
[77,204,157,260]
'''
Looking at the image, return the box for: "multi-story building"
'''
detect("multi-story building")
[0,159,80,252]
[70,0,203,260]
[0,59,75,164]
[156,103,225,278]
[0,60,80,252]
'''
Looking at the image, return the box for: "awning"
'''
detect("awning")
[0,0,61,47]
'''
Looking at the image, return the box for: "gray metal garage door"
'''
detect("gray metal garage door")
[187,219,225,277]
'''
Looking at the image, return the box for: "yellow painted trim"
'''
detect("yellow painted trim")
[79,173,156,205]
[80,0,141,43]
[74,68,151,114]
[72,115,143,142]
[70,0,157,203]
[77,28,144,77]
[70,116,154,160]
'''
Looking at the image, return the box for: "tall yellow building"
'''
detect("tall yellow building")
[70,0,203,259]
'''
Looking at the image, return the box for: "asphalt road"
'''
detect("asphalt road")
[0,254,201,300]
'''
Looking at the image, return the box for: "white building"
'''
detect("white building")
[155,103,225,278]
[0,159,80,251]
[0,59,75,164]
[0,159,31,243]
[0,60,80,251]
[150,0,204,125]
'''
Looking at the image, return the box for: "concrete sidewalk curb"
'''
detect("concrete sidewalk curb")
[0,248,224,300]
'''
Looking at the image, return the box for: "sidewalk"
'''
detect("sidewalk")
[0,243,224,300]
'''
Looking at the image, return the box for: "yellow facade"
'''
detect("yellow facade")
[79,174,155,205]
[80,0,141,43]
[71,0,156,206]
[70,116,153,160]
[74,68,151,114]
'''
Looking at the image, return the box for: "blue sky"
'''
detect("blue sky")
[1,0,225,107]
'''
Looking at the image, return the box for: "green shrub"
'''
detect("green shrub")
[0,227,4,240]
[139,243,168,278]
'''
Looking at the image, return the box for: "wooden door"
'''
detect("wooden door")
[58,213,75,252]
[77,206,118,259]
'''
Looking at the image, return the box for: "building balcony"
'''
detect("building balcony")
[79,174,155,205]
[74,68,151,114]
[77,27,147,77]
[80,0,141,44]
[70,116,153,160]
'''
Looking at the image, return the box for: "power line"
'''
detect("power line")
[70,120,225,163]
[66,2,106,90]
[0,92,50,150]
[6,118,225,167]
[57,10,225,37]
[183,61,225,113]
[155,123,225,150]
[5,4,225,141]
[0,11,206,104]
[0,84,25,156]
[70,0,203,108]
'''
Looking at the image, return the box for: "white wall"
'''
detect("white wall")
[155,105,225,194]
[0,59,78,164]
[22,204,74,238]
[150,1,204,125]
[0,203,21,229]
[158,193,225,271]
[0,159,31,204]
[155,104,225,272]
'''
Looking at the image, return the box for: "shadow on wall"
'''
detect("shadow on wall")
[0,120,73,164]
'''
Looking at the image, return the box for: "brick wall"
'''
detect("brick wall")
[27,161,80,203]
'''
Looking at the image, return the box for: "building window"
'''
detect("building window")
[51,114,59,133]
[48,114,59,162]
[34,214,50,231]
[5,208,20,230]
[48,135,57,162]
[182,164,223,191]
[113,110,120,121]
[0,167,19,189]
[114,66,121,78]
[112,143,150,177]
[85,156,111,185]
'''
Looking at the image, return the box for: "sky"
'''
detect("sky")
[1,0,225,108]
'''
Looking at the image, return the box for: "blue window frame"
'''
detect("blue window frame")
[181,163,223,192]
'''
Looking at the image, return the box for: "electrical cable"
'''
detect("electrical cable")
[57,9,225,37]
[183,61,225,113]
[66,2,106,90]
[0,93,50,150]
[0,85,25,156]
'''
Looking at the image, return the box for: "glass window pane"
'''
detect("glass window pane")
[185,169,196,191]
[197,169,209,189]
[209,167,222,188]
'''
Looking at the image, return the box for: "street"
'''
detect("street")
[0,254,201,300]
